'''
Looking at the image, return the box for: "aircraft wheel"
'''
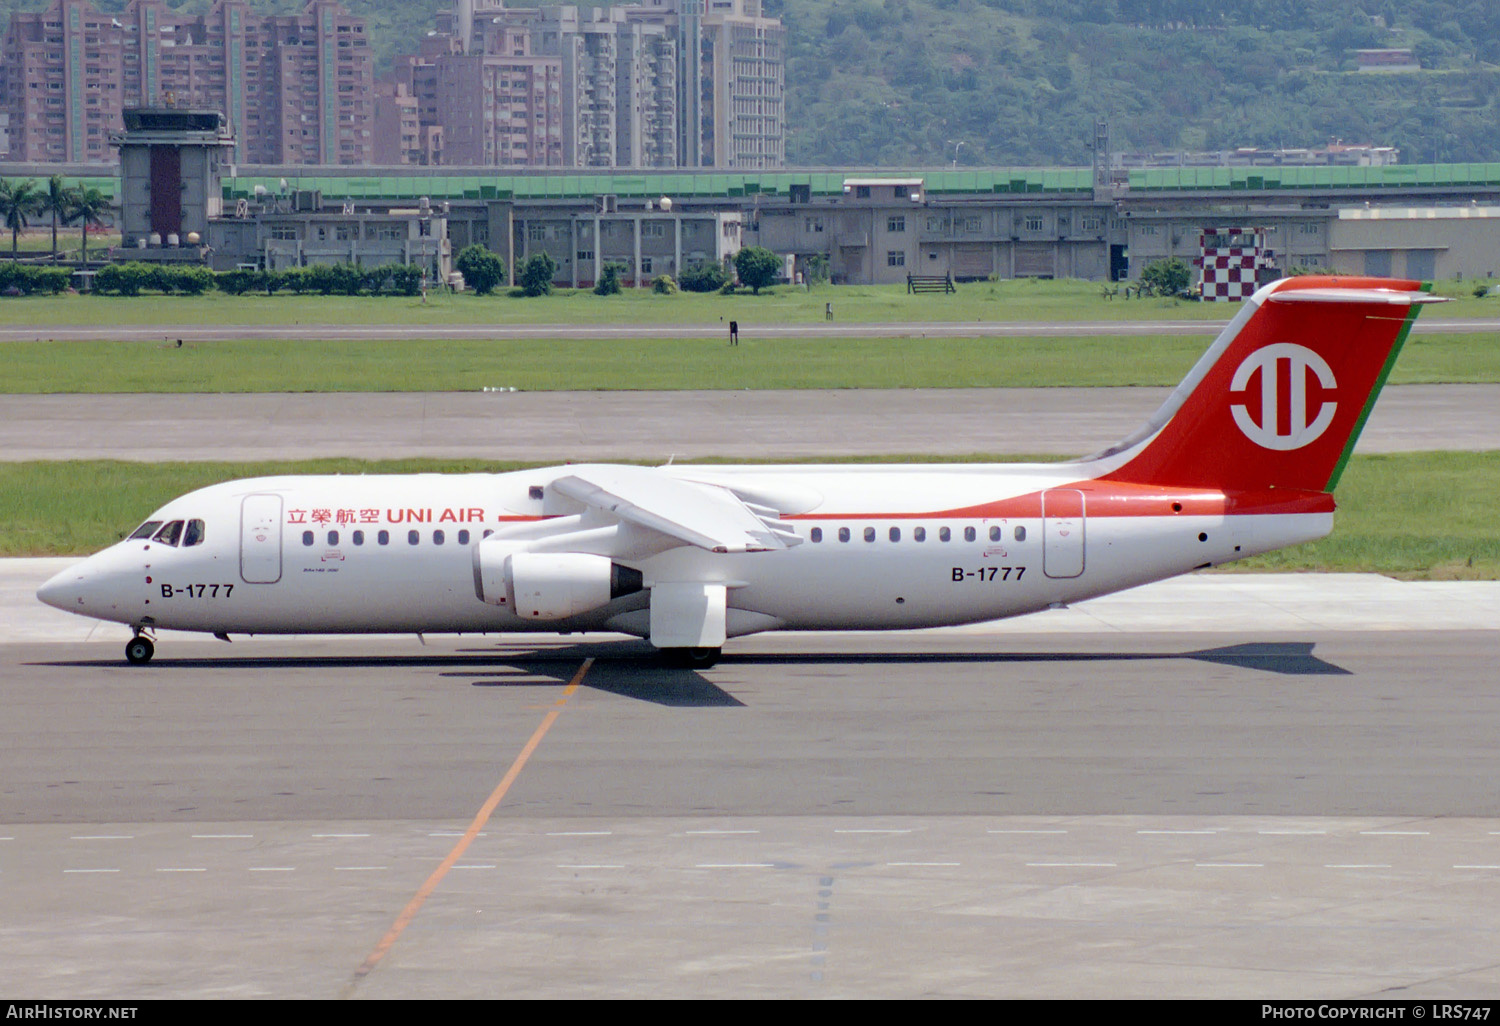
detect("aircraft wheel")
[663,646,720,669]
[125,636,155,666]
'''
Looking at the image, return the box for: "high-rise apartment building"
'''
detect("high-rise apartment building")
[545,6,677,167]
[628,0,784,168]
[0,0,779,168]
[1,0,122,163]
[697,0,784,169]
[0,0,373,165]
[388,0,780,169]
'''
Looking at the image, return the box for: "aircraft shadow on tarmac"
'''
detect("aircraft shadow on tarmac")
[32,640,1348,708]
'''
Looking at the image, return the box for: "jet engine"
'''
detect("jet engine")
[473,547,643,620]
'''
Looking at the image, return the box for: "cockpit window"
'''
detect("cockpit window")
[129,520,163,540]
[183,519,206,547]
[152,520,184,547]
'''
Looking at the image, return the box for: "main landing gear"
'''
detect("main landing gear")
[661,646,721,669]
[125,633,155,666]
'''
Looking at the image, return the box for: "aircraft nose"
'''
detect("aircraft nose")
[37,563,89,612]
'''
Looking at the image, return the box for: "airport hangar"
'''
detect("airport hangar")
[11,155,1500,290]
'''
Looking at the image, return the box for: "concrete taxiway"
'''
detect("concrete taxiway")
[2,316,1498,342]
[5,557,1500,998]
[5,383,1499,462]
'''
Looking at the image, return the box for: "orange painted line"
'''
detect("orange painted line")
[347,657,594,990]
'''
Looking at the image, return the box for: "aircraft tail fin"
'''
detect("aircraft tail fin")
[1091,275,1444,493]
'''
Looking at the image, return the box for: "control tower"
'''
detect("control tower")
[111,107,235,261]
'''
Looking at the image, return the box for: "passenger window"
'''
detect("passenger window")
[408,530,420,545]
[863,527,876,543]
[153,520,184,546]
[378,530,390,545]
[838,527,851,543]
[302,530,314,546]
[989,526,1001,542]
[130,520,163,540]
[889,527,900,542]
[1014,526,1027,542]
[353,530,364,546]
[810,527,822,543]
[433,530,445,546]
[482,529,494,539]
[939,527,951,542]
[458,530,470,545]
[964,526,977,542]
[183,519,206,546]
[328,531,339,545]
[914,527,926,542]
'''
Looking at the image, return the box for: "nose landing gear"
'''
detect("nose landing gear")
[125,633,155,666]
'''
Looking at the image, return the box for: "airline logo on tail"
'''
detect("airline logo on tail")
[1230,343,1337,451]
[1097,275,1444,493]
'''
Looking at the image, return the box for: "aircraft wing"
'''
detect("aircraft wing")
[550,465,801,554]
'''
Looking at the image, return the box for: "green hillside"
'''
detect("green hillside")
[777,0,1500,165]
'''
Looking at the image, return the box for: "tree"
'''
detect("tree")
[1139,257,1192,297]
[517,253,557,297]
[0,178,41,258]
[42,175,76,263]
[593,261,623,295]
[734,246,781,294]
[679,260,730,292]
[65,186,109,269]
[455,244,504,295]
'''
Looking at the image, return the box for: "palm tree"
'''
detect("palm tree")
[42,175,76,263]
[0,178,41,258]
[66,186,109,269]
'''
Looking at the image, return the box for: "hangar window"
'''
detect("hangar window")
[913,527,926,542]
[183,520,206,546]
[938,527,951,542]
[378,530,390,545]
[810,527,822,542]
[838,527,851,543]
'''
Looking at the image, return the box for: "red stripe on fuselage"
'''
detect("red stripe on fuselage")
[787,482,1334,521]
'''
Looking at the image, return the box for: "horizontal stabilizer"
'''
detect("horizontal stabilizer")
[1266,288,1448,306]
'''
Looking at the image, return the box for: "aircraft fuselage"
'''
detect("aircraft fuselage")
[42,465,1331,639]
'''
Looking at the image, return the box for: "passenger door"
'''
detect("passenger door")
[1041,489,1085,579]
[240,494,283,584]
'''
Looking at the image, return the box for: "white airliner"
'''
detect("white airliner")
[39,275,1440,667]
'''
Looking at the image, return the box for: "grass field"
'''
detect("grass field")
[4,331,1497,392]
[0,229,120,261]
[5,452,1497,578]
[0,275,1496,326]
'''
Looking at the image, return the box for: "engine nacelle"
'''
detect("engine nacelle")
[473,544,642,620]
